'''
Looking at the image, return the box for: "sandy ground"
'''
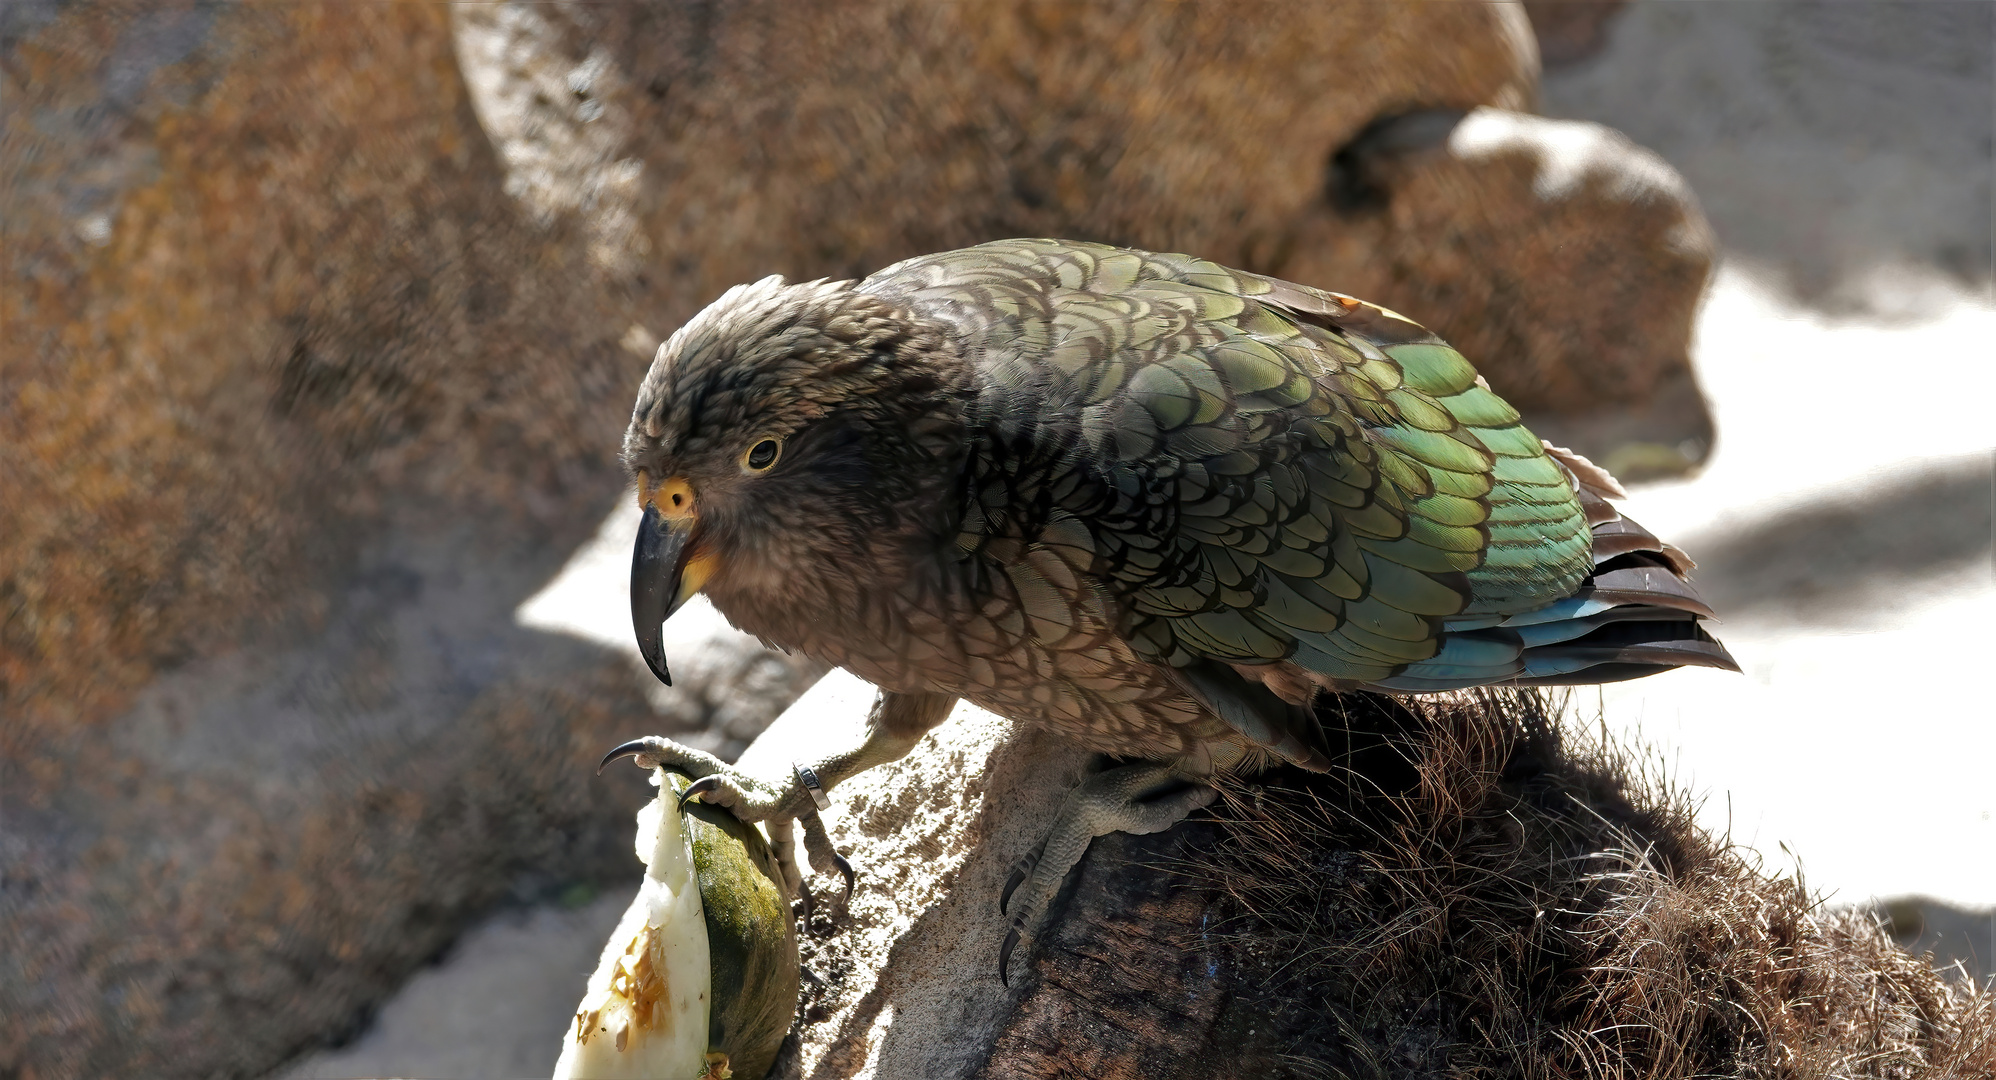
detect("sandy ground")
[275,5,1994,1076]
[277,887,638,1080]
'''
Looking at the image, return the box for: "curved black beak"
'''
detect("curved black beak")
[631,503,695,687]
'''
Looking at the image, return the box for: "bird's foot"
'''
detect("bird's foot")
[997,762,1218,985]
[599,736,856,915]
[599,736,806,820]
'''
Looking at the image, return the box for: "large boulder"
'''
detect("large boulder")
[1,5,813,1077]
[466,0,1712,475]
[1293,107,1718,479]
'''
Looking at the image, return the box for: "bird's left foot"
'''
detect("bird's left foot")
[599,736,856,913]
[997,762,1218,985]
[599,736,816,820]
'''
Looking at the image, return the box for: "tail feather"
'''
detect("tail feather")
[1588,515,1685,567]
[1365,443,1738,693]
[1584,563,1719,620]
[1510,605,1692,649]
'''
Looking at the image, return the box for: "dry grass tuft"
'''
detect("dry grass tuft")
[1188,690,1994,1078]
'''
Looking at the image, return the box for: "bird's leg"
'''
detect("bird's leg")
[763,817,804,904]
[798,810,856,901]
[997,762,1218,985]
[598,690,956,903]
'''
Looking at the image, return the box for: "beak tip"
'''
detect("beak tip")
[631,502,689,691]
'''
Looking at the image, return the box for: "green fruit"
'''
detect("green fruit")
[678,776,801,1079]
[556,772,799,1080]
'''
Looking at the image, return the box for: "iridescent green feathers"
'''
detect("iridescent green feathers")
[629,238,1732,773]
[862,239,1620,690]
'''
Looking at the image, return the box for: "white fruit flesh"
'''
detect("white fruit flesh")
[554,773,711,1078]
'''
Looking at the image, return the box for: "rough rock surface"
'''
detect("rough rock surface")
[1294,106,1718,480]
[731,674,1090,1079]
[584,0,1538,289]
[770,677,1995,1078]
[510,0,1714,475]
[0,5,814,1077]
[1522,0,1631,68]
[4,2,621,742]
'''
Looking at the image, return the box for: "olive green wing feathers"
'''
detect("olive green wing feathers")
[862,239,1730,759]
[868,239,1591,672]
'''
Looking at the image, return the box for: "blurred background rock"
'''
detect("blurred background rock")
[0,2,1987,1078]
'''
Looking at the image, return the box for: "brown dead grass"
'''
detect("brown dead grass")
[1191,690,1994,1079]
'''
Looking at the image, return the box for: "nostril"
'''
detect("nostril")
[671,493,684,507]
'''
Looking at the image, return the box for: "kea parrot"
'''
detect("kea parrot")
[604,238,1737,982]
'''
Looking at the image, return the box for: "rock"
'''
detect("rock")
[461,1,1555,384]
[500,2,1713,477]
[768,678,1996,1077]
[1295,107,1719,479]
[729,673,1087,1078]
[586,0,1537,283]
[1,5,817,1077]
[1522,1,1630,68]
[3,2,618,740]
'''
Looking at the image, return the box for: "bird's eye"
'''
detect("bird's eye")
[742,438,781,472]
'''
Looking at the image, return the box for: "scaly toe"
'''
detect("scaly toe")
[799,810,858,908]
[1000,851,1041,916]
[990,762,1214,983]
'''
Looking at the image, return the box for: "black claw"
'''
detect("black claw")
[832,849,857,903]
[597,739,652,775]
[999,866,1027,915]
[998,927,1021,987]
[678,774,723,811]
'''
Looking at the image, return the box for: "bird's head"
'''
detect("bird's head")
[622,275,972,685]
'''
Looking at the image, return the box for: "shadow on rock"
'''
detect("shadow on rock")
[1677,453,1993,628]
